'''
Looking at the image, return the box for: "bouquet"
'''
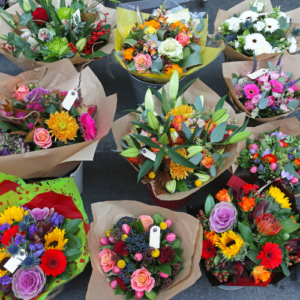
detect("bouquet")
[0,59,117,179]
[226,53,300,120]
[113,71,251,199]
[0,173,89,299]
[114,1,223,83]
[86,200,203,300]
[199,178,300,286]
[0,0,117,69]
[211,0,300,61]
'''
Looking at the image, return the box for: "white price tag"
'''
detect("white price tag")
[62,90,78,111]
[140,148,156,162]
[4,249,26,273]
[149,226,161,249]
[73,9,81,22]
[247,68,269,80]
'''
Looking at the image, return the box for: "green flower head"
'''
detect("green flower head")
[57,7,75,20]
[44,36,69,57]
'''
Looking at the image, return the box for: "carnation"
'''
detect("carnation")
[287,36,297,53]
[56,7,75,20]
[225,17,240,32]
[254,21,265,32]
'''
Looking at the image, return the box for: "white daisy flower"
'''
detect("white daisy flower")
[278,12,291,23]
[244,33,266,50]
[288,36,297,53]
[225,17,240,32]
[254,41,273,55]
[252,1,265,13]
[264,18,280,33]
[254,21,265,31]
[239,10,259,23]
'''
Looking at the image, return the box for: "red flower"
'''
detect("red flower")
[256,213,281,236]
[243,184,259,195]
[201,239,216,259]
[172,115,183,131]
[114,241,130,257]
[40,249,67,277]
[280,139,289,147]
[127,156,139,166]
[257,242,282,269]
[262,154,277,163]
[32,8,48,26]
[117,276,129,291]
[2,225,20,246]
[158,246,175,264]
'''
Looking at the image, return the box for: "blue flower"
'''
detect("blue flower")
[18,221,28,231]
[270,130,287,140]
[0,275,11,286]
[288,154,295,160]
[258,165,264,172]
[244,20,251,28]
[29,224,38,239]
[254,159,260,164]
[33,249,45,257]
[50,213,64,228]
[262,149,271,157]
[21,254,40,268]
[29,243,36,252]
[0,223,10,232]
[8,244,19,255]
[214,33,222,40]
[15,234,26,246]
[225,35,235,42]
[281,170,294,181]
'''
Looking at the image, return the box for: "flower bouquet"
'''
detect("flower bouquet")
[198,175,300,287]
[0,59,117,179]
[113,0,224,84]
[223,53,300,123]
[211,0,300,61]
[0,172,89,299]
[86,200,203,300]
[113,71,250,204]
[0,0,117,70]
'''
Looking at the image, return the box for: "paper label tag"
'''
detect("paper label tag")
[73,9,81,22]
[140,148,156,162]
[62,90,78,111]
[4,249,26,273]
[149,226,160,249]
[247,68,269,80]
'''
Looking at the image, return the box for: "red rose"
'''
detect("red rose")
[114,241,130,257]
[201,239,216,260]
[32,8,48,26]
[158,246,175,265]
[117,276,129,291]
[242,184,260,195]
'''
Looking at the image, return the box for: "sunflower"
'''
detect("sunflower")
[0,248,9,278]
[170,148,194,180]
[46,111,79,144]
[0,206,28,225]
[267,186,291,209]
[216,231,245,260]
[44,228,68,251]
[165,105,194,121]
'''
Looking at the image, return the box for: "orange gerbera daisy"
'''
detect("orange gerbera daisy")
[170,21,188,32]
[238,196,256,212]
[123,47,134,61]
[170,148,194,180]
[204,230,220,245]
[141,20,160,30]
[164,64,183,74]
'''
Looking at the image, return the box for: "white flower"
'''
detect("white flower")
[280,104,289,112]
[264,18,280,33]
[38,28,49,41]
[252,1,265,13]
[27,36,40,52]
[244,33,266,50]
[288,36,297,53]
[278,12,291,23]
[254,41,273,55]
[251,107,259,118]
[239,10,259,23]
[225,17,240,32]
[272,47,281,53]
[235,40,239,48]
[254,21,265,31]
[238,77,249,85]
[272,92,282,98]
[20,29,32,41]
[218,26,221,32]
[158,38,183,62]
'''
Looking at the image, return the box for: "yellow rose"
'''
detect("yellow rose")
[145,26,157,35]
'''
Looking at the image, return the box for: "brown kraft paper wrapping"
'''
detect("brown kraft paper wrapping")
[86,200,203,300]
[0,1,117,70]
[222,54,300,123]
[112,79,246,201]
[0,59,117,179]
[209,0,300,62]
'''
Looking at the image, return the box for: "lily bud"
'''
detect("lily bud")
[147,111,159,130]
[187,145,204,158]
[175,96,182,107]
[145,89,155,112]
[165,180,176,193]
[217,148,225,155]
[58,45,71,56]
[135,291,144,299]
[171,130,179,143]
[165,233,176,242]
[100,237,109,246]
[165,219,172,228]
[110,279,117,289]
[169,70,179,100]
[158,133,169,146]
[194,173,211,182]
[227,131,252,144]
[76,38,87,52]
[158,125,164,135]
[23,2,31,11]
[112,265,121,274]
[134,252,143,262]
[122,224,131,235]
[159,272,169,278]
[215,113,229,125]
[211,109,227,122]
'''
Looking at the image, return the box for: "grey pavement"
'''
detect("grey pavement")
[1,0,300,299]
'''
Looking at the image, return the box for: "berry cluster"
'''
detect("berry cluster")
[125,230,149,253]
[286,244,300,266]
[68,42,77,53]
[119,262,136,284]
[212,270,230,283]
[196,209,209,230]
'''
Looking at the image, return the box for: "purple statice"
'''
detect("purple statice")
[50,212,64,228]
[258,165,264,172]
[262,149,271,157]
[29,224,38,239]
[24,87,50,102]
[281,170,294,181]
[0,276,11,286]
[270,131,287,140]
[254,159,260,164]
[288,154,295,160]
[0,223,10,232]
[15,234,26,246]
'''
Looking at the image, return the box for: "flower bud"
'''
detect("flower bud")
[147,111,159,130]
[158,133,169,146]
[211,109,227,122]
[175,96,182,107]
[145,89,155,112]
[122,224,131,235]
[165,219,172,228]
[171,130,179,143]
[23,1,31,11]
[100,237,109,246]
[169,70,179,100]
[112,265,121,274]
[290,177,299,184]
[194,173,211,182]
[165,233,176,243]
[215,113,229,125]
[158,125,164,135]
[165,180,176,193]
[135,291,144,299]
[110,279,117,289]
[159,272,169,278]
[134,252,143,262]
[109,236,116,244]
[58,45,70,56]
[76,38,87,52]
[187,145,204,158]
[250,166,257,173]
[270,163,277,171]
[227,131,252,144]
[88,105,97,116]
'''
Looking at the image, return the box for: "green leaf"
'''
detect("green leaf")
[154,148,164,173]
[60,0,66,6]
[115,284,125,295]
[123,109,141,114]
[247,249,261,265]
[163,116,172,134]
[176,78,198,98]
[176,180,189,192]
[211,122,227,143]
[130,121,156,134]
[186,126,203,144]
[150,88,163,103]
[0,15,15,29]
[179,52,202,69]
[287,100,299,110]
[125,290,135,300]
[258,97,268,109]
[162,88,171,114]
[62,219,82,235]
[189,152,203,165]
[65,234,82,249]
[194,95,203,110]
[238,222,254,244]
[56,272,71,281]
[17,0,25,12]
[0,7,14,21]
[215,96,227,111]
[129,135,141,150]
[167,150,197,169]
[124,38,137,47]
[181,122,192,139]
[151,57,163,72]
[0,121,22,132]
[145,290,157,300]
[210,165,216,177]
[280,261,290,276]
[64,248,82,262]
[155,264,172,276]
[132,134,161,149]
[28,0,37,10]
[205,194,215,217]
[137,219,144,233]
[137,160,154,182]
[241,162,251,169]
[169,238,181,249]
[279,219,300,233]
[152,213,164,225]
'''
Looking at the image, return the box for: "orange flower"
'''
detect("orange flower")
[201,150,214,169]
[290,216,297,223]
[252,266,271,284]
[238,196,256,212]
[204,119,217,133]
[141,20,160,30]
[215,189,231,203]
[252,152,259,160]
[204,230,220,245]
[150,137,161,153]
[123,47,134,61]
[164,64,183,74]
[128,156,139,166]
[172,115,183,131]
[294,159,300,166]
[170,21,187,32]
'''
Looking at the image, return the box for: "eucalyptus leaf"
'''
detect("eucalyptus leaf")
[151,57,163,72]
[210,122,227,143]
[258,97,268,109]
[288,100,299,110]
[210,165,216,177]
[189,152,203,165]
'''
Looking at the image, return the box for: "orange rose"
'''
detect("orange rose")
[12,85,29,100]
[204,230,220,245]
[215,189,231,202]
[294,159,300,166]
[164,64,183,74]
[201,150,214,169]
[252,266,271,284]
[123,47,134,61]
[128,156,139,166]
[141,20,160,30]
[238,196,256,212]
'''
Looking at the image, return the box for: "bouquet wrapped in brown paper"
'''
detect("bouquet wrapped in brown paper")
[0,59,117,179]
[86,200,203,300]
[112,71,249,203]
[210,0,300,62]
[0,0,117,70]
[223,53,300,123]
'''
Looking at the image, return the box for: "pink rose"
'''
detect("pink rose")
[270,163,277,171]
[12,85,29,100]
[33,128,52,149]
[165,233,176,243]
[250,166,257,173]
[175,32,191,47]
[287,87,295,94]
[131,268,155,293]
[165,219,172,228]
[251,94,261,104]
[99,249,116,272]
[110,280,117,289]
[100,237,109,246]
[133,54,152,73]
[250,144,259,151]
[269,71,280,80]
[134,253,143,262]
[290,177,299,184]
[267,96,275,107]
[112,265,121,274]
[256,73,269,85]
[245,100,255,111]
[138,215,153,232]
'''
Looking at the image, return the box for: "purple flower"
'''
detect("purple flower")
[258,165,264,172]
[250,148,256,155]
[30,207,50,221]
[24,88,50,102]
[32,102,42,111]
[29,243,36,252]
[29,225,38,239]
[33,249,45,257]
[209,202,237,233]
[0,275,11,286]
[0,223,10,232]
[262,149,271,157]
[15,234,26,246]
[254,159,260,164]
[16,112,26,121]
[281,170,294,181]
[288,154,295,160]
[50,212,64,227]
[12,266,46,300]
[270,131,287,141]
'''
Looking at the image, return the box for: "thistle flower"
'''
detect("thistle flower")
[256,213,281,236]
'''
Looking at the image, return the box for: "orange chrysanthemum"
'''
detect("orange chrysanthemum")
[252,266,271,284]
[170,21,188,32]
[215,189,231,203]
[164,64,183,74]
[141,20,160,30]
[165,105,194,120]
[204,230,220,245]
[123,47,134,61]
[46,111,79,144]
[170,148,194,180]
[238,196,256,212]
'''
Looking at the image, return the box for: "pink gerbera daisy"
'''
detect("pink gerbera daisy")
[269,80,284,93]
[244,84,260,99]
[78,112,97,141]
